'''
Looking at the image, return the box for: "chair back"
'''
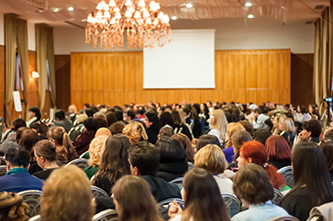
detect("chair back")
[266,215,300,221]
[157,198,185,221]
[0,165,7,177]
[92,186,109,198]
[169,177,183,189]
[80,151,89,159]
[92,209,118,221]
[277,166,294,188]
[65,158,89,170]
[272,188,283,205]
[29,215,42,221]
[18,190,43,218]
[222,194,241,218]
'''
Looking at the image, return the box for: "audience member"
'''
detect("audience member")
[208,109,228,145]
[294,105,311,124]
[159,111,175,129]
[171,110,192,141]
[2,118,26,142]
[69,113,87,141]
[19,129,41,174]
[15,127,28,144]
[26,107,41,127]
[297,119,322,143]
[0,145,43,192]
[40,165,95,221]
[105,111,118,127]
[0,191,30,220]
[158,125,174,139]
[232,164,289,221]
[124,110,135,123]
[253,128,271,145]
[123,121,148,144]
[32,140,59,180]
[94,127,111,138]
[319,138,333,181]
[279,117,296,145]
[281,142,333,221]
[93,112,109,129]
[196,134,221,152]
[224,123,245,163]
[183,105,202,138]
[168,168,230,221]
[172,133,194,164]
[73,118,98,156]
[229,130,253,171]
[249,108,269,130]
[144,110,159,144]
[51,110,73,133]
[109,121,125,135]
[265,135,291,169]
[238,120,254,137]
[30,121,48,139]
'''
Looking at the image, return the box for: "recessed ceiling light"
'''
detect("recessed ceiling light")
[186,3,193,8]
[248,14,254,18]
[51,7,62,12]
[68,7,74,11]
[171,16,177,20]
[245,2,252,7]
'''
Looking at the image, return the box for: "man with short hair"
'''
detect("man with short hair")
[298,119,322,143]
[95,141,181,213]
[51,110,73,133]
[250,108,269,130]
[0,145,43,193]
[124,110,135,123]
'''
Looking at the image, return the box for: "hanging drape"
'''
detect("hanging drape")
[36,24,57,110]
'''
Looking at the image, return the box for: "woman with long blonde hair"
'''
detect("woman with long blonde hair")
[208,109,228,145]
[123,122,148,144]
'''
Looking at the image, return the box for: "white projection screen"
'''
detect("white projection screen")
[143,29,215,89]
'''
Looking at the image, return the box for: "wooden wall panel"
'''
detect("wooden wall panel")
[69,49,291,110]
[55,55,71,111]
[0,46,4,119]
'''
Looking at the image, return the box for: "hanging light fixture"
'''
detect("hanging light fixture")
[85,0,172,49]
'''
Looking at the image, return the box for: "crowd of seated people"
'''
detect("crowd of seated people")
[0,100,333,221]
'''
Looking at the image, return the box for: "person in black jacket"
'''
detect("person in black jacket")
[94,141,181,213]
[145,110,159,144]
[182,105,202,138]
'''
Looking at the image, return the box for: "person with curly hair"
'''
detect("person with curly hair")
[0,191,30,221]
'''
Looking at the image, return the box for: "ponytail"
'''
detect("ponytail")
[264,163,286,189]
[62,133,77,161]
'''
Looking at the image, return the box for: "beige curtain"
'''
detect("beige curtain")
[17,19,29,121]
[36,24,56,110]
[4,15,17,127]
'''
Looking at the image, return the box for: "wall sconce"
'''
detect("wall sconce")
[32,71,39,79]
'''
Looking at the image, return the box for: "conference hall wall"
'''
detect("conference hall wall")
[70,49,291,110]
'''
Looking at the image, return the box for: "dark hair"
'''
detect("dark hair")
[105,111,118,127]
[84,103,90,108]
[93,134,130,190]
[302,119,322,138]
[233,163,274,205]
[172,133,194,163]
[182,105,191,115]
[16,127,28,144]
[182,168,230,221]
[320,139,333,174]
[137,108,145,115]
[324,129,333,140]
[128,141,160,176]
[55,110,65,120]
[201,103,209,120]
[5,146,30,168]
[297,105,307,114]
[109,121,125,135]
[12,118,26,131]
[19,129,39,161]
[254,108,262,114]
[171,110,181,125]
[84,108,94,117]
[145,111,158,123]
[115,110,123,121]
[231,130,253,160]
[29,107,41,120]
[34,140,57,162]
[253,128,271,145]
[83,118,98,131]
[291,142,333,208]
[30,121,48,138]
[126,110,135,120]
[238,120,254,136]
[196,135,221,152]
[155,137,186,163]
[159,112,174,129]
[91,106,99,114]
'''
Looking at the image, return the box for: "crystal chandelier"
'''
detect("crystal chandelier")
[85,0,172,49]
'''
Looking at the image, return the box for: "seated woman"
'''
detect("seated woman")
[195,134,221,152]
[194,144,234,196]
[168,168,230,221]
[112,175,163,221]
[237,141,290,194]
[208,109,228,145]
[123,121,148,144]
[73,118,98,156]
[171,110,193,141]
[265,135,291,169]
[40,165,95,221]
[232,164,289,221]
[279,117,296,145]
[0,191,30,220]
[224,123,245,163]
[92,134,130,195]
[281,142,333,221]
[319,138,333,181]
[19,129,41,174]
[48,126,77,165]
[84,135,108,180]
[33,140,60,180]
[172,133,194,164]
[156,137,188,182]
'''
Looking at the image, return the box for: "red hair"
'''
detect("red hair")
[240,141,286,189]
[265,135,291,161]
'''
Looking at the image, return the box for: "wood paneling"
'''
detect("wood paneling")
[0,46,4,119]
[70,49,291,110]
[55,55,71,110]
[291,54,314,106]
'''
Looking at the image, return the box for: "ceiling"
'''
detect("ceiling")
[0,0,329,28]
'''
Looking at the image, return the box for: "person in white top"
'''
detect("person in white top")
[248,109,269,130]
[168,168,230,221]
[231,164,288,221]
[208,109,228,145]
[194,144,235,196]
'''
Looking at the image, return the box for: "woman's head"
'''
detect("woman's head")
[40,165,94,221]
[231,130,253,160]
[78,114,88,124]
[172,133,194,163]
[95,127,112,138]
[34,140,57,169]
[238,120,254,137]
[253,128,271,145]
[0,192,30,221]
[278,117,295,133]
[233,163,274,207]
[88,136,108,167]
[155,137,186,163]
[30,121,48,138]
[47,127,76,162]
[194,144,228,174]
[112,175,162,221]
[83,118,98,131]
[171,110,182,125]
[123,122,148,144]
[196,134,221,152]
[226,123,244,147]
[209,109,228,142]
[159,111,174,129]
[182,168,230,221]
[265,135,291,161]
[19,129,39,160]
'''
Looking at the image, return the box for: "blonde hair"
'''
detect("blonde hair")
[210,109,228,142]
[123,122,148,144]
[88,136,108,167]
[280,117,296,133]
[78,114,88,124]
[0,192,30,220]
[226,122,245,147]
[40,165,95,221]
[95,128,112,138]
[194,144,228,174]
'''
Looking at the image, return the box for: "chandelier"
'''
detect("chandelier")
[85,0,172,50]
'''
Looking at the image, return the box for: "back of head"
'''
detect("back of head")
[0,192,30,220]
[226,122,245,147]
[12,118,26,131]
[128,141,160,176]
[302,119,322,138]
[112,175,162,221]
[95,127,112,138]
[78,114,88,123]
[320,138,333,173]
[158,125,174,139]
[34,140,57,162]
[253,128,271,145]
[29,107,41,120]
[171,110,181,125]
[55,110,65,120]
[16,127,28,143]
[196,134,221,152]
[123,122,148,143]
[88,136,108,167]
[83,118,98,131]
[48,127,76,162]
[125,110,135,120]
[231,130,253,153]
[30,121,48,138]
[105,111,117,126]
[233,163,274,205]
[324,129,333,139]
[40,165,94,221]
[109,121,125,135]
[172,133,194,163]
[5,146,30,168]
[19,129,39,158]
[155,137,186,163]
[194,144,227,174]
[159,111,174,129]
[265,135,291,161]
[84,108,94,117]
[182,168,229,221]
[210,109,228,141]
